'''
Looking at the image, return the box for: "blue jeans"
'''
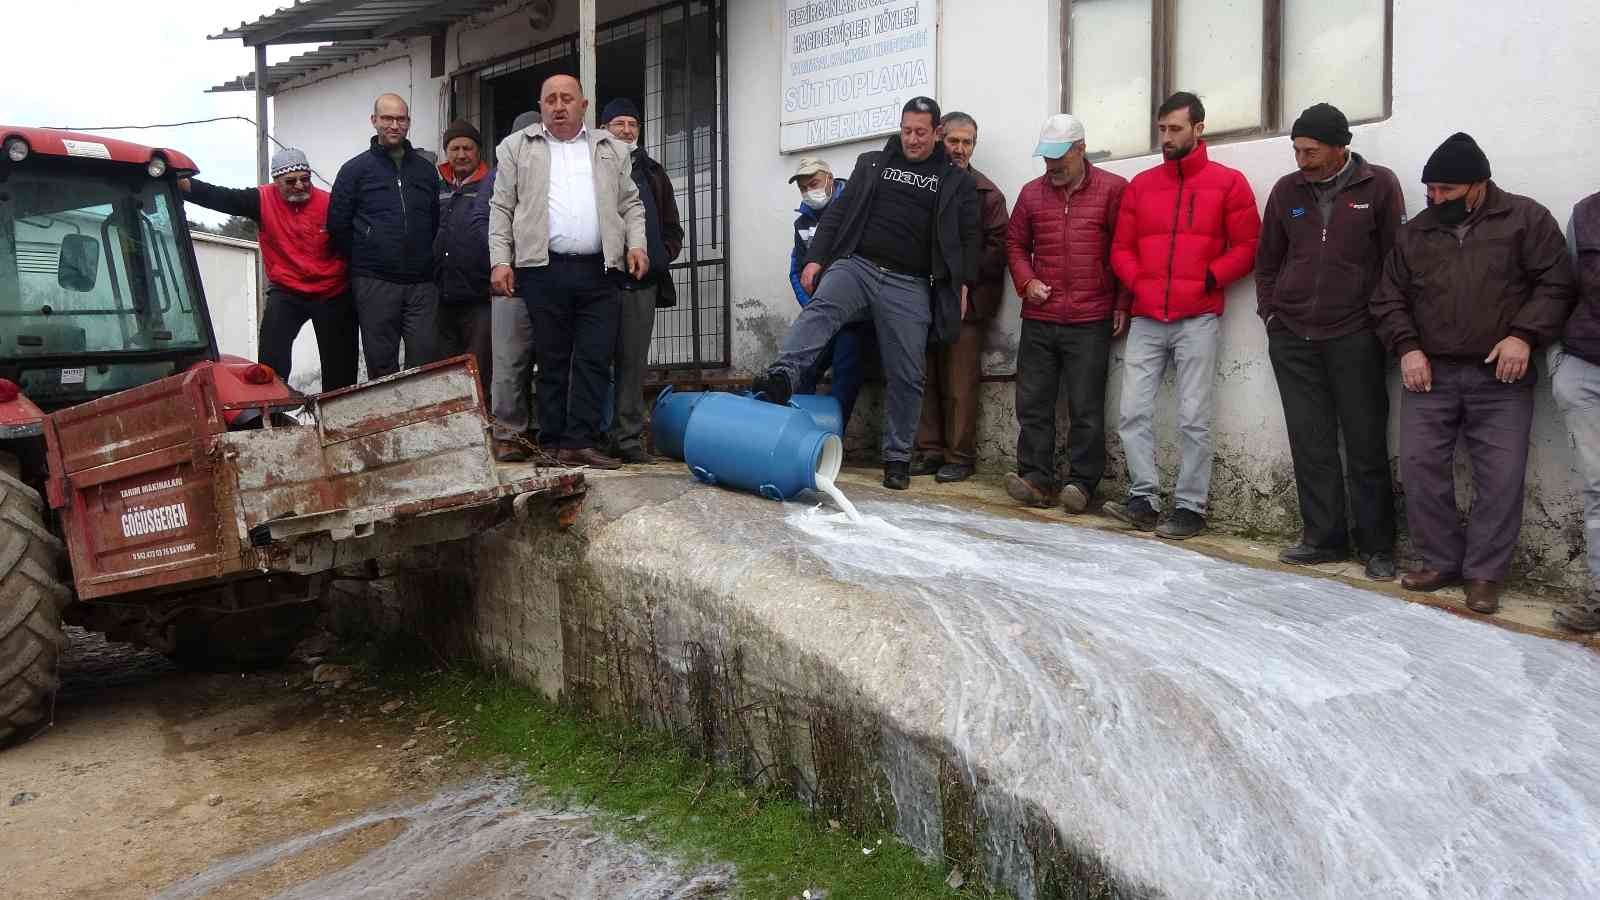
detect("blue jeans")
[796,321,873,430]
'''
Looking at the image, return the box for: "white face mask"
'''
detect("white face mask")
[802,187,831,210]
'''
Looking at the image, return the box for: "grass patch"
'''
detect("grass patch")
[385,665,1001,899]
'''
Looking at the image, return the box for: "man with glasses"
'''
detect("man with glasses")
[328,93,442,379]
[179,148,357,391]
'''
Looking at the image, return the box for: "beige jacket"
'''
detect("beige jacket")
[488,124,645,271]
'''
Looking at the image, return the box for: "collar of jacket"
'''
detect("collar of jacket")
[879,133,948,167]
[969,166,999,194]
[1044,159,1099,198]
[367,136,416,158]
[1296,151,1371,193]
[1412,180,1511,232]
[1161,139,1211,178]
[438,159,489,188]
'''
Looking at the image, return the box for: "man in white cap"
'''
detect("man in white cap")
[1002,114,1130,512]
[787,156,870,431]
[180,148,356,392]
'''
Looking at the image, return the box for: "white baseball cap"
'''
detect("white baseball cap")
[1033,114,1086,159]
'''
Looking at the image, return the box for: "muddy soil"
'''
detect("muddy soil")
[1,629,729,899]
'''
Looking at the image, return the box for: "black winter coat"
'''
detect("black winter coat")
[433,164,492,303]
[327,138,440,284]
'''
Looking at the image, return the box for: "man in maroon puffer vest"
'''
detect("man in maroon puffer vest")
[1104,92,1260,540]
[1003,113,1130,513]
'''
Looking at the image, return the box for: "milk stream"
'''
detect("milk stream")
[811,472,863,523]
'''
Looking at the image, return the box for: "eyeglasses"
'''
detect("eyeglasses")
[376,115,410,126]
[280,175,312,187]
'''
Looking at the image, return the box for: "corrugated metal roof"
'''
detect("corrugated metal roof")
[207,40,390,93]
[210,0,503,46]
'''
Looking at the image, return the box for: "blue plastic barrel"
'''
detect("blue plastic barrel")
[789,393,844,437]
[682,392,842,501]
[649,385,706,460]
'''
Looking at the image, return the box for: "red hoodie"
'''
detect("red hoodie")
[256,185,347,299]
[1110,141,1260,322]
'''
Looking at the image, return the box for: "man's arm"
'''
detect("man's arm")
[1369,240,1420,357]
[1005,187,1038,294]
[978,186,1010,284]
[957,174,981,289]
[805,165,861,268]
[1208,171,1262,288]
[488,142,519,269]
[790,241,811,306]
[617,156,646,251]
[182,179,263,221]
[471,169,497,240]
[1253,188,1286,321]
[326,162,357,256]
[651,167,684,261]
[1110,180,1142,291]
[1509,205,1578,347]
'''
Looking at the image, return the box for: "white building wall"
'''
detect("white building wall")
[191,232,321,392]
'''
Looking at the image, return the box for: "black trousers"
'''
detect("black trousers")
[437,300,493,401]
[1267,323,1395,554]
[1014,318,1113,494]
[520,257,621,450]
[259,286,358,392]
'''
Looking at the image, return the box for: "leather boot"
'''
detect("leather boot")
[1400,569,1461,592]
[1463,580,1500,614]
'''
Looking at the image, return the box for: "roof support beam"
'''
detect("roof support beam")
[373,0,461,39]
[580,0,596,129]
[241,0,371,45]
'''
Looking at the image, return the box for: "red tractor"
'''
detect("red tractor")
[0,127,583,747]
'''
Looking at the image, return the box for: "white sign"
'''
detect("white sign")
[61,139,111,160]
[780,0,939,153]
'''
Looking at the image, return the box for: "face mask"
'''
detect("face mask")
[802,188,831,210]
[1431,195,1469,225]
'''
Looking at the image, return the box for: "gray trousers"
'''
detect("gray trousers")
[351,276,439,380]
[609,284,658,452]
[1551,344,1600,590]
[1117,314,1221,514]
[491,296,536,440]
[774,256,931,463]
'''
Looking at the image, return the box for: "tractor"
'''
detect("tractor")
[0,126,583,747]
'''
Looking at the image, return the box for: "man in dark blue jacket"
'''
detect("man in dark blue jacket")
[788,157,870,431]
[328,93,442,380]
[433,120,493,399]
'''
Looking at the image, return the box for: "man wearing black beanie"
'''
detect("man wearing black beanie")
[1369,132,1576,614]
[1256,103,1405,581]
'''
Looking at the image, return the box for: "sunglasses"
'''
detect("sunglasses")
[279,175,312,187]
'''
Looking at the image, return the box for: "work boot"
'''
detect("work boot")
[750,367,793,405]
[1552,591,1600,632]
[1004,473,1057,509]
[1103,495,1159,532]
[909,455,945,476]
[1400,569,1461,593]
[882,461,911,490]
[557,447,623,470]
[494,438,529,463]
[1361,550,1397,581]
[1156,508,1206,541]
[1463,580,1501,614]
[1277,543,1350,566]
[1060,483,1090,515]
[935,463,974,484]
[615,446,655,465]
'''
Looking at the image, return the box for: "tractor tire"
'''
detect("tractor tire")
[0,464,71,748]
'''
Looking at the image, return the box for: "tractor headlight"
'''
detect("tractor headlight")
[4,137,29,163]
[146,155,168,178]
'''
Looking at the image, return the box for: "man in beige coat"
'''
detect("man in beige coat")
[489,74,647,469]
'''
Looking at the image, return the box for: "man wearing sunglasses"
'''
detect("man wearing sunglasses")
[180,147,357,392]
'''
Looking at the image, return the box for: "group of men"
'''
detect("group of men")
[756,91,1600,630]
[184,78,682,470]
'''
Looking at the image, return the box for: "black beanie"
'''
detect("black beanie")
[1290,103,1351,147]
[600,98,642,126]
[441,119,482,149]
[1421,132,1491,184]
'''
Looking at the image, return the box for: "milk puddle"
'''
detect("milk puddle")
[152,779,732,900]
[785,499,1600,899]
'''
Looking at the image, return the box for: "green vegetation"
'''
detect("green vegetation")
[387,665,999,899]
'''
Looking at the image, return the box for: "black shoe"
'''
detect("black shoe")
[1104,495,1159,531]
[751,367,793,405]
[616,445,656,465]
[934,463,973,484]
[1278,543,1350,566]
[909,456,945,476]
[882,461,910,490]
[1361,550,1397,581]
[1156,508,1207,540]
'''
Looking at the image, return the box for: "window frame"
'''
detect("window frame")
[1060,0,1393,160]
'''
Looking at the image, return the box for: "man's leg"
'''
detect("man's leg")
[352,276,405,379]
[463,301,494,403]
[1327,330,1396,558]
[771,258,875,391]
[1552,347,1600,592]
[1269,327,1350,550]
[609,284,658,455]
[523,267,574,447]
[564,265,624,451]
[1117,317,1171,507]
[491,297,536,441]
[913,342,949,466]
[436,304,467,360]
[869,272,933,465]
[307,290,360,392]
[257,287,311,386]
[1013,318,1064,492]
[1169,314,1221,516]
[1060,319,1114,497]
[941,320,985,468]
[400,282,440,370]
[1459,367,1537,583]
[1399,365,1467,577]
[829,323,872,429]
[796,336,835,395]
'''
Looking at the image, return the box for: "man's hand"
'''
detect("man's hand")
[960,285,969,320]
[800,262,823,295]
[1113,311,1128,337]
[1022,279,1052,305]
[177,178,191,193]
[1485,335,1531,383]
[1401,349,1432,393]
[627,248,650,281]
[491,264,516,298]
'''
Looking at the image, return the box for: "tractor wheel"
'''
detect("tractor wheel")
[0,462,71,747]
[167,598,322,673]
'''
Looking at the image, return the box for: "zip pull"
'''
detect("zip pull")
[1321,227,1327,243]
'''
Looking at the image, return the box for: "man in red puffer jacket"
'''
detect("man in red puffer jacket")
[1104,92,1260,540]
[1003,113,1130,513]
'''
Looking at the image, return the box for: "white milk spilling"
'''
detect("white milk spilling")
[812,472,863,523]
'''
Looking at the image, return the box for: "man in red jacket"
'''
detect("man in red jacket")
[1003,113,1129,512]
[180,148,356,391]
[1104,92,1260,540]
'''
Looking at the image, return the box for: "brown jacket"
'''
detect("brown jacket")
[1255,154,1405,339]
[968,168,1010,320]
[1561,192,1600,366]
[1370,181,1575,360]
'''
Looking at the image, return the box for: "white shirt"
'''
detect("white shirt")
[546,128,602,255]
